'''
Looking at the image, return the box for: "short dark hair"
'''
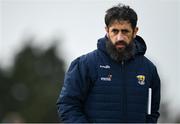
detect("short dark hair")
[105,3,138,29]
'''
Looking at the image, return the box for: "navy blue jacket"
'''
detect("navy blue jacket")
[56,35,160,123]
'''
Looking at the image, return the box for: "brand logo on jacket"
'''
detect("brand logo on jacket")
[136,75,145,85]
[100,74,112,81]
[99,65,110,69]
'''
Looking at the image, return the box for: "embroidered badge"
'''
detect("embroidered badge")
[136,75,145,85]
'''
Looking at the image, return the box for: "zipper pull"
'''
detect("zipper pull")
[121,61,124,65]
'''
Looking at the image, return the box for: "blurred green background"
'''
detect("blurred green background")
[0,38,65,122]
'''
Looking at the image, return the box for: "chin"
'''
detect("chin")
[116,47,125,52]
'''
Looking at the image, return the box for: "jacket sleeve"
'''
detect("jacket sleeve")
[146,66,161,123]
[56,56,91,123]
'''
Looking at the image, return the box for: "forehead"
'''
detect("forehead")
[108,20,132,30]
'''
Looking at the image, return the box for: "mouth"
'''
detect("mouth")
[115,44,125,49]
[115,42,126,49]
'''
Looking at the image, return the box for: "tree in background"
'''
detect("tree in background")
[0,38,65,122]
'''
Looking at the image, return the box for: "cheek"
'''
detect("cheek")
[127,36,134,44]
[109,35,117,44]
[126,34,134,41]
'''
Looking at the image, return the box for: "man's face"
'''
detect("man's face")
[106,20,138,51]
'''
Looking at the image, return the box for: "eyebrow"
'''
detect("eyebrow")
[121,29,130,32]
[112,28,130,33]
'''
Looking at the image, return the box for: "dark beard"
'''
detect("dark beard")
[106,39,135,62]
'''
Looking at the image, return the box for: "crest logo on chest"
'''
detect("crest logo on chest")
[136,75,145,85]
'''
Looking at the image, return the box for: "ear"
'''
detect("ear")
[133,27,139,38]
[105,27,109,37]
[105,26,109,33]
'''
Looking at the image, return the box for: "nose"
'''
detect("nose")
[117,33,125,41]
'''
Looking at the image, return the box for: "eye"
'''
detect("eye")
[111,29,119,34]
[121,29,130,34]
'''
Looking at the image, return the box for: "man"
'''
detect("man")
[56,3,161,123]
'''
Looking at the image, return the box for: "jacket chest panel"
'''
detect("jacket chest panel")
[92,60,150,98]
[96,63,149,85]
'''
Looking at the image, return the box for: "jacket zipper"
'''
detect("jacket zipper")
[121,61,127,122]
